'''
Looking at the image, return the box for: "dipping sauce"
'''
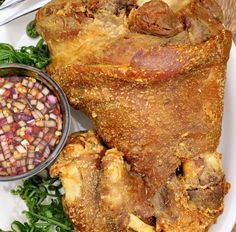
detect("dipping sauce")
[0,76,63,176]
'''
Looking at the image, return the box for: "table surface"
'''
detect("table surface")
[217,1,236,231]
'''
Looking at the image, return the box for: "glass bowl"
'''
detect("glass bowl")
[0,63,71,181]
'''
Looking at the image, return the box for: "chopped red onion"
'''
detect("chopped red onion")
[17,167,27,174]
[38,142,45,151]
[28,164,35,170]
[1,141,8,150]
[33,138,41,146]
[30,99,37,105]
[45,103,51,109]
[45,120,57,127]
[4,152,11,159]
[0,154,4,161]
[36,101,44,110]
[49,113,57,120]
[47,95,57,105]
[38,131,43,138]
[9,157,15,163]
[0,135,6,142]
[0,76,63,177]
[0,117,7,125]
[27,158,34,165]
[0,88,5,95]
[5,131,13,139]
[16,145,27,154]
[27,119,35,126]
[18,120,26,127]
[28,82,33,88]
[44,146,50,156]
[34,158,42,165]
[20,159,26,166]
[42,87,49,95]
[7,167,12,174]
[21,139,29,148]
[14,113,32,122]
[6,115,13,123]
[4,83,14,89]
[34,109,44,119]
[49,137,57,147]
[22,79,28,86]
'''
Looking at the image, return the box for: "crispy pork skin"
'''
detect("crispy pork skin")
[51,131,229,232]
[36,1,232,230]
[36,0,231,192]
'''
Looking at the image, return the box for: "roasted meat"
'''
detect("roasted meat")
[152,152,229,232]
[51,131,229,232]
[50,130,154,232]
[36,0,232,192]
[36,1,231,230]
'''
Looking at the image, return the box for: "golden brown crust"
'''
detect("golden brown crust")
[51,131,229,232]
[49,64,228,192]
[36,0,232,83]
[129,0,183,37]
[50,131,106,231]
[200,0,224,22]
[152,153,229,232]
[36,1,232,230]
[45,29,231,86]
[51,130,154,232]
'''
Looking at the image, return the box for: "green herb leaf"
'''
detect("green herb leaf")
[0,171,73,232]
[0,39,50,68]
[26,20,39,39]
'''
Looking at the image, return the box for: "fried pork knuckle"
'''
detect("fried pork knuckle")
[36,1,232,230]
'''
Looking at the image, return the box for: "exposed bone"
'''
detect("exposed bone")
[128,214,155,232]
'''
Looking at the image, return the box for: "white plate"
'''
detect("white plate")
[0,12,236,232]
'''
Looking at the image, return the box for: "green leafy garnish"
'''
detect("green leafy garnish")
[26,20,39,38]
[0,19,70,232]
[0,171,73,232]
[0,39,50,69]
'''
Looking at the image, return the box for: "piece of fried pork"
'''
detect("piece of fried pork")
[36,0,232,192]
[50,130,229,232]
[50,130,154,232]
